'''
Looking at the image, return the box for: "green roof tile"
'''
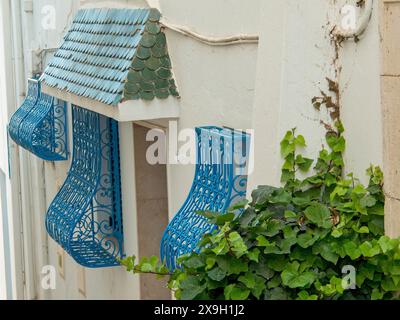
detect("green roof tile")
[41,8,179,106]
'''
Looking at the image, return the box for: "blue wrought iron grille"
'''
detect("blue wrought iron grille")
[45,105,123,268]
[160,126,251,270]
[8,79,68,161]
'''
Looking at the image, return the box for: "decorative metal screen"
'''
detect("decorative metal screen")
[46,105,123,268]
[160,126,251,270]
[8,79,68,161]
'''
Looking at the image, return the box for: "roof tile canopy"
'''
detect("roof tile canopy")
[41,8,179,106]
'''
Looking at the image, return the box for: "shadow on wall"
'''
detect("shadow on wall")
[134,124,171,300]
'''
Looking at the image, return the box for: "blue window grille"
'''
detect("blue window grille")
[8,78,68,161]
[45,105,123,268]
[160,126,251,270]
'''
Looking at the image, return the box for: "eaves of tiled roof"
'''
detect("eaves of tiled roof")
[41,8,179,106]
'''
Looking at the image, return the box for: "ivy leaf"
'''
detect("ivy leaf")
[295,135,306,147]
[266,255,288,272]
[304,203,333,228]
[368,216,384,235]
[344,242,362,260]
[182,256,204,269]
[353,184,367,195]
[381,277,397,292]
[281,262,316,288]
[283,225,298,239]
[224,285,251,300]
[297,290,318,300]
[359,264,375,281]
[250,260,275,280]
[198,211,235,226]
[318,276,345,296]
[292,195,313,207]
[355,226,370,234]
[228,199,249,211]
[256,235,271,247]
[333,136,346,152]
[257,236,280,254]
[262,220,284,237]
[360,241,381,258]
[180,276,206,300]
[297,232,318,249]
[228,232,248,258]
[205,257,216,270]
[313,242,339,264]
[139,264,153,273]
[212,239,229,255]
[251,277,267,299]
[284,210,297,219]
[247,248,260,262]
[265,287,288,300]
[207,267,226,282]
[295,155,314,172]
[378,236,397,254]
[239,209,257,228]
[238,272,256,289]
[205,278,226,291]
[270,190,292,204]
[331,229,343,238]
[282,156,294,170]
[281,139,295,158]
[371,288,384,300]
[216,256,248,275]
[360,195,377,208]
[279,237,297,254]
[368,204,384,216]
[251,186,277,205]
[326,131,339,149]
[267,275,282,289]
[281,170,295,183]
[331,185,349,202]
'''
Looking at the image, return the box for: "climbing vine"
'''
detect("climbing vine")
[121,126,400,300]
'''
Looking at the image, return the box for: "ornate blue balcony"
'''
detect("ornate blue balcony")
[45,105,123,268]
[8,79,68,161]
[160,126,251,270]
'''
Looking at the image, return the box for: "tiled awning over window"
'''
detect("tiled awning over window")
[40,8,179,107]
[160,127,251,270]
[8,79,68,161]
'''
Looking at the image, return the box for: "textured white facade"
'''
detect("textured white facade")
[0,0,383,300]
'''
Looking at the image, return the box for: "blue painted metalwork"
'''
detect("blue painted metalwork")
[160,126,251,270]
[8,79,39,143]
[45,105,123,268]
[8,79,68,161]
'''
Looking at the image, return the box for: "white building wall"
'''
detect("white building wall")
[340,1,383,181]
[0,0,383,300]
[248,0,383,190]
[0,0,26,299]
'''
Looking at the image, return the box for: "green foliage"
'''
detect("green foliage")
[121,123,400,300]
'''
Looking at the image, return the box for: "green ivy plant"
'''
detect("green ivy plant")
[121,122,400,300]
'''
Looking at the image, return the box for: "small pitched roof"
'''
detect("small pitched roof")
[41,8,179,106]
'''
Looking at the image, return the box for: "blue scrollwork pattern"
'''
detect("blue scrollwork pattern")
[8,79,68,161]
[160,126,251,270]
[45,105,123,268]
[8,79,39,143]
